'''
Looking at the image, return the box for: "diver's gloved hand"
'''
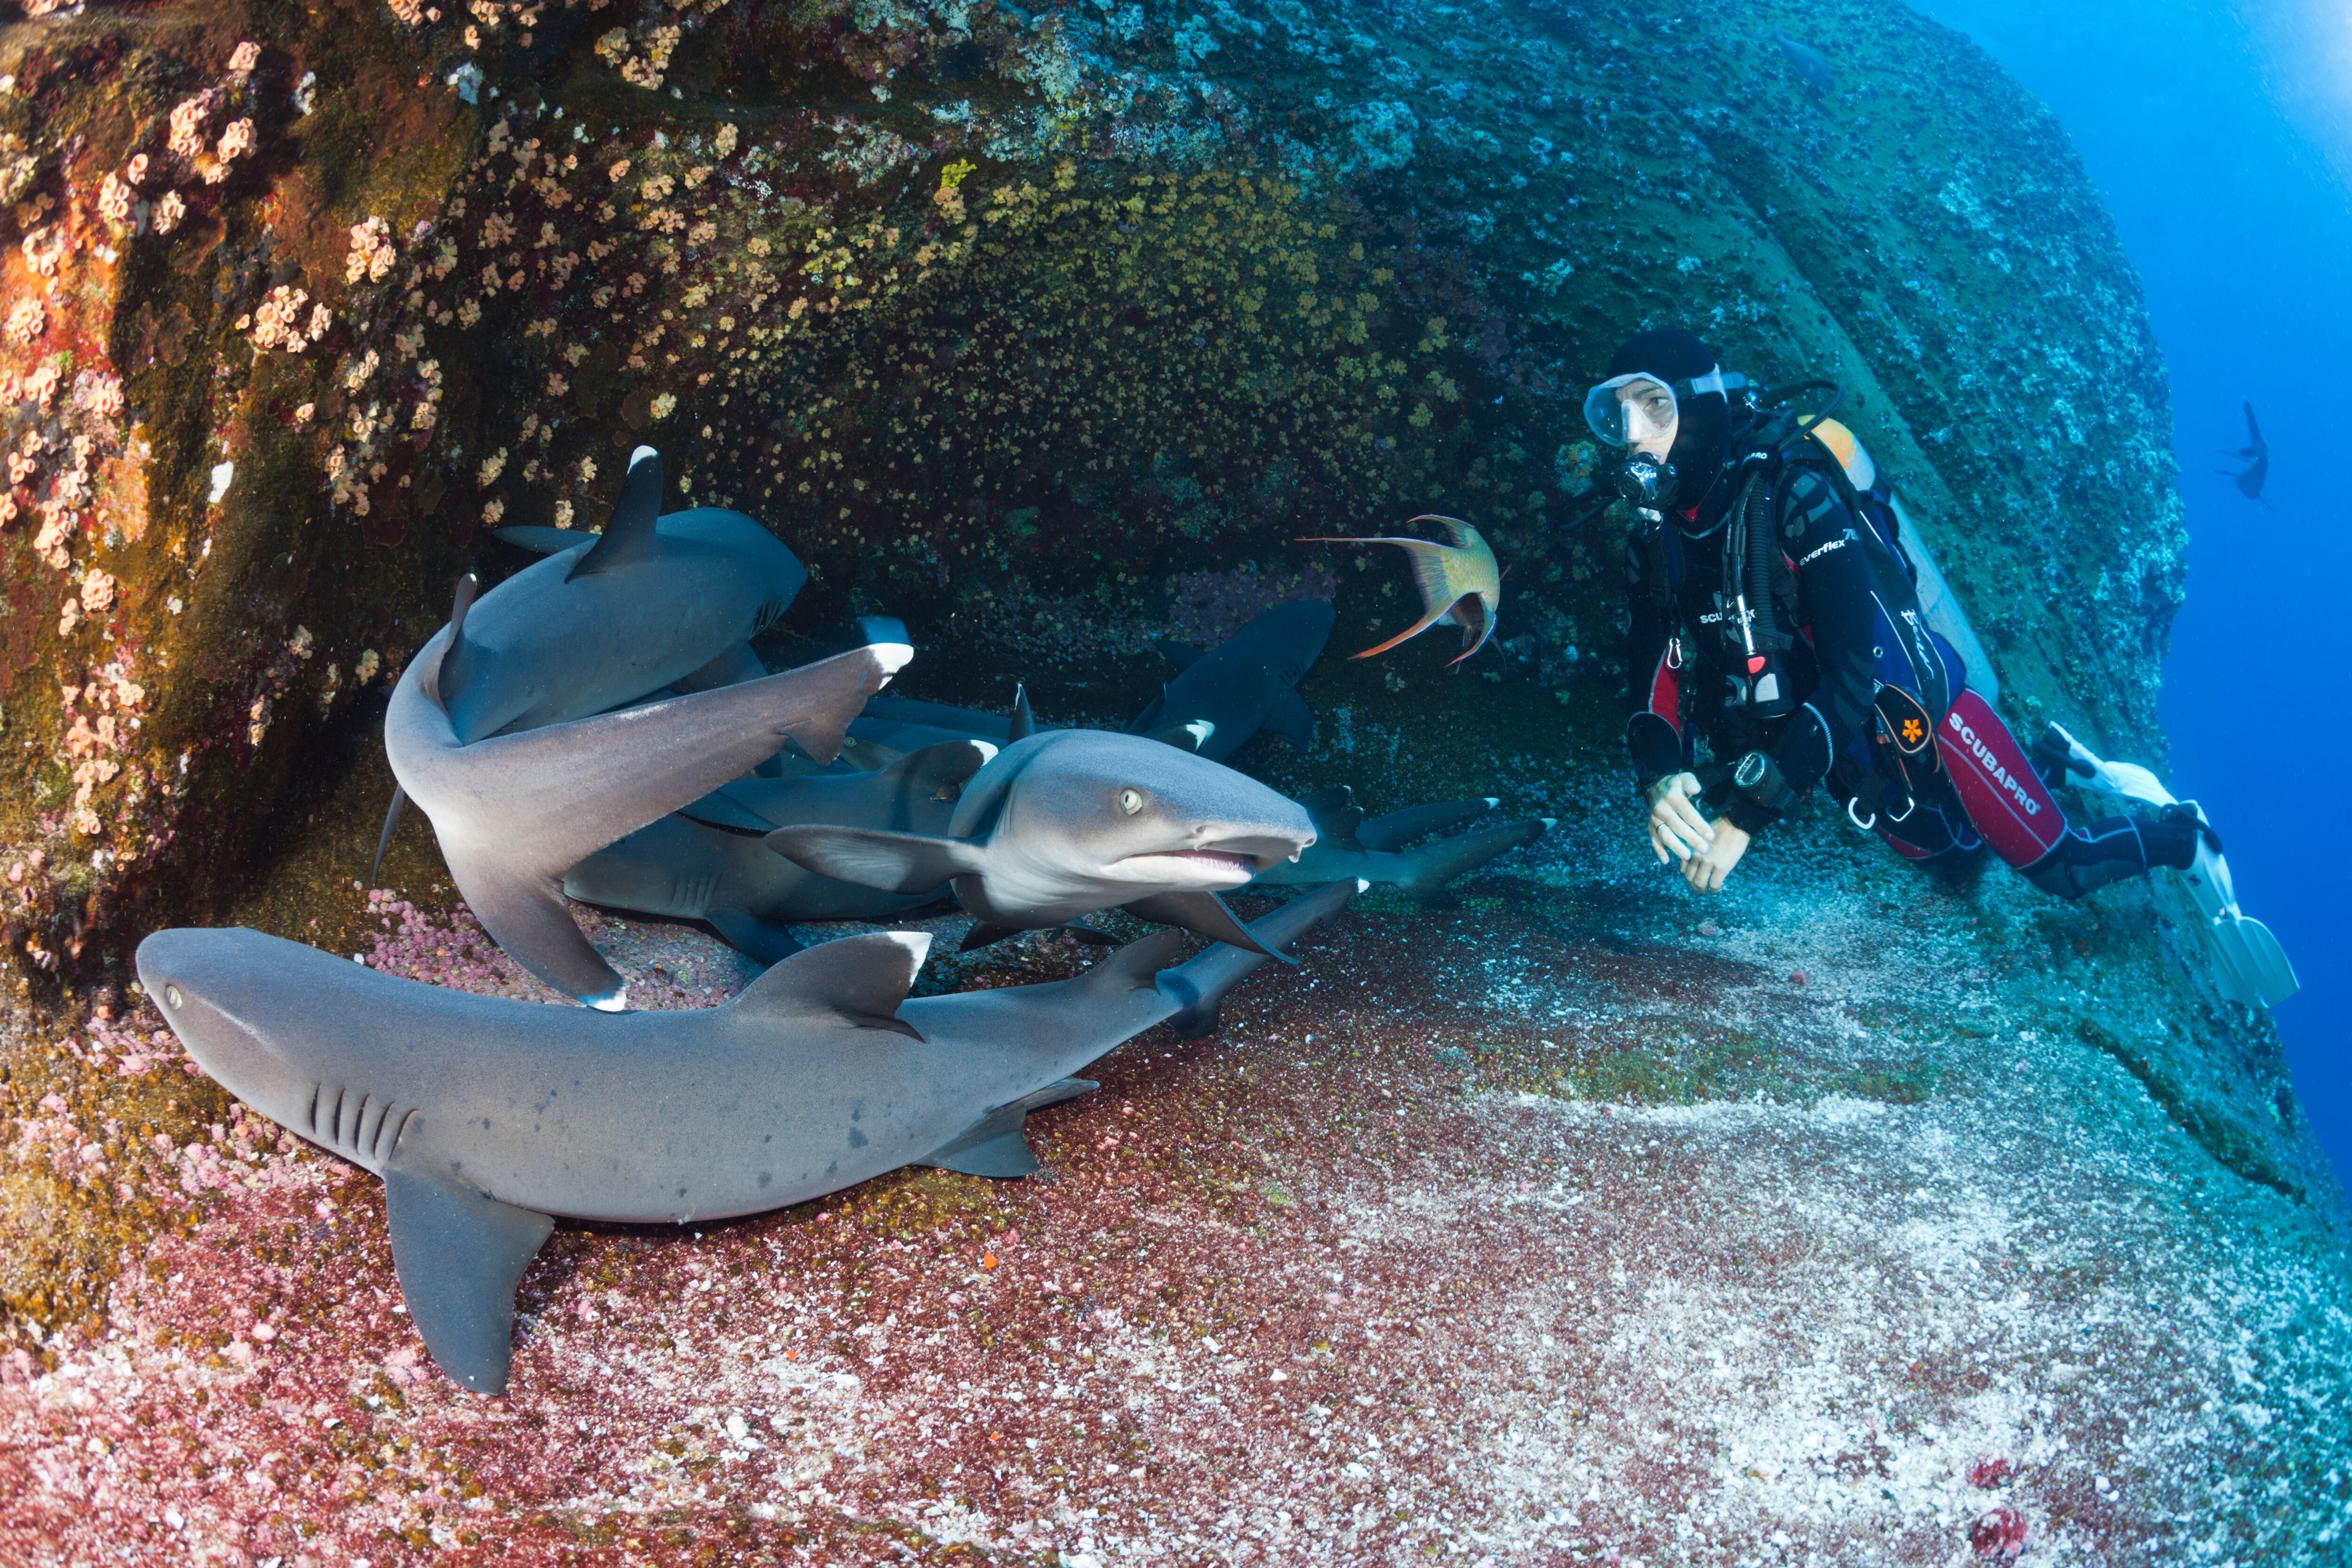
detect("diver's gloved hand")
[1646,772,1715,864]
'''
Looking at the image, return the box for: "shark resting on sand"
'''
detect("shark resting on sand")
[136,880,1356,1394]
[764,729,1318,957]
[561,740,998,963]
[1125,598,1333,761]
[385,596,906,1008]
[1248,786,1551,906]
[372,446,809,877]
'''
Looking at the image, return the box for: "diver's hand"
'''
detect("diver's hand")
[1683,817,1750,892]
[1646,772,1715,864]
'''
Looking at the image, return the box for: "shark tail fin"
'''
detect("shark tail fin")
[728,929,929,1037]
[382,1162,555,1395]
[368,784,408,885]
[1155,879,1358,1037]
[1392,818,1549,908]
[567,446,665,581]
[917,1078,1099,1179]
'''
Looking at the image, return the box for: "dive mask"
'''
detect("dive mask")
[1582,366,1749,447]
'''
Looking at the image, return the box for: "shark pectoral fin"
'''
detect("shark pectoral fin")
[1008,684,1035,743]
[675,784,779,833]
[1121,890,1295,963]
[1297,785,1366,850]
[729,929,929,1038]
[703,906,806,966]
[369,784,408,885]
[1263,688,1316,748]
[566,446,665,581]
[491,524,595,556]
[1152,638,1205,671]
[381,1162,555,1396]
[1146,720,1215,753]
[750,751,786,780]
[1060,922,1121,947]
[762,826,986,896]
[958,921,1022,953]
[671,642,768,696]
[918,1079,1100,1179]
[447,852,628,1008]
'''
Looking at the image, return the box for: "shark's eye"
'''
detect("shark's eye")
[1117,788,1146,816]
[164,985,183,1009]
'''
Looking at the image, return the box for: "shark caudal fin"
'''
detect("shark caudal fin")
[917,1078,1100,1178]
[763,825,987,895]
[566,447,666,581]
[382,1162,556,1396]
[1154,879,1359,1037]
[1356,797,1497,853]
[1392,818,1549,909]
[727,929,929,1037]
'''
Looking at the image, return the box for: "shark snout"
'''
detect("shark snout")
[136,928,303,1106]
[1111,818,1317,888]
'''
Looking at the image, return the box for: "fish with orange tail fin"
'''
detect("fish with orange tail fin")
[1297,516,1501,665]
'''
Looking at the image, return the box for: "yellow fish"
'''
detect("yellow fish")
[1298,515,1501,665]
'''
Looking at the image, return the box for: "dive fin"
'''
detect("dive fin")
[1008,683,1035,744]
[369,784,408,885]
[566,446,665,581]
[1152,638,1205,671]
[703,906,806,966]
[763,825,987,895]
[382,1161,556,1395]
[1357,798,1496,852]
[1122,889,1295,962]
[917,1078,1099,1179]
[727,930,927,1037]
[1154,879,1359,1036]
[1393,818,1548,907]
[1263,687,1316,748]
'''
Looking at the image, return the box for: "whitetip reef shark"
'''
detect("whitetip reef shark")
[1248,785,1551,906]
[762,729,1318,955]
[372,446,808,876]
[135,880,1356,1394]
[560,740,998,962]
[385,600,908,1008]
[1124,598,1333,761]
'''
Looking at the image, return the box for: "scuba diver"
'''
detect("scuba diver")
[1581,328,2239,916]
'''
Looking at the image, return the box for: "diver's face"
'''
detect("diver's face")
[1616,379,1678,459]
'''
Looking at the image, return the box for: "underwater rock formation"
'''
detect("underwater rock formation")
[1,0,2344,1559]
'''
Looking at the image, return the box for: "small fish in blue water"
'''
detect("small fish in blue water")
[1773,29,1834,97]
[2216,401,2271,505]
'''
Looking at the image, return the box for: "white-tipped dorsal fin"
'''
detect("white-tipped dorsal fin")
[728,930,930,1038]
[567,446,666,581]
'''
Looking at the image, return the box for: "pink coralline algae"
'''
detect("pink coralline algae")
[1969,1454,2018,1488]
[1971,1505,2030,1558]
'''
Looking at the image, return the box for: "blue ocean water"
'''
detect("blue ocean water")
[1908,1,2352,1196]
